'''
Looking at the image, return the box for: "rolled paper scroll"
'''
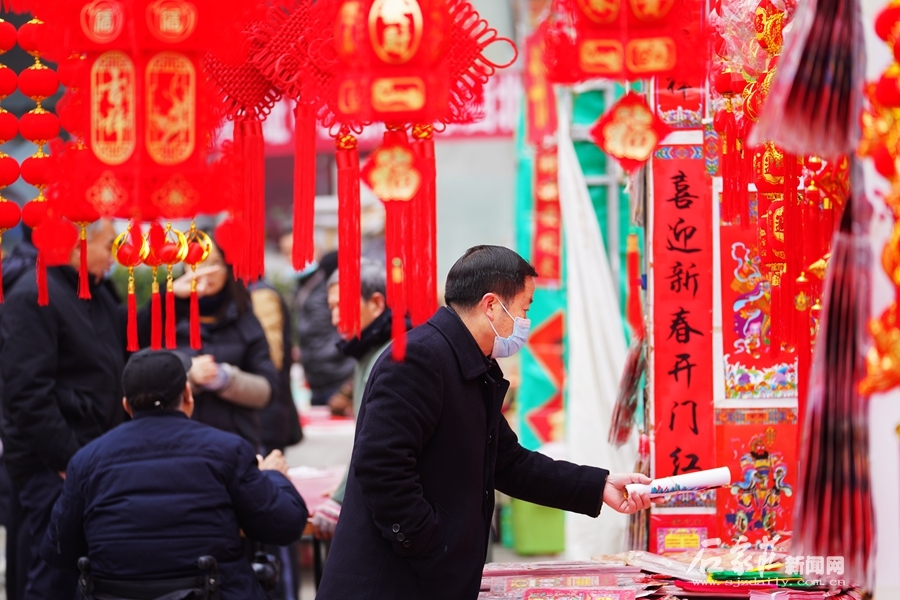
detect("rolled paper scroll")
[624,466,731,498]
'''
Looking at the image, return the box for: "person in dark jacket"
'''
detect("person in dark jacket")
[0,219,123,600]
[41,349,309,600]
[163,240,280,449]
[317,246,656,600]
[0,229,38,600]
[295,251,355,406]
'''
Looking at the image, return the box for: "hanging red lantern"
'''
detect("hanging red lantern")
[19,109,60,142]
[183,225,213,350]
[17,65,59,101]
[16,18,43,58]
[113,225,149,351]
[32,216,79,305]
[0,155,18,187]
[0,18,16,53]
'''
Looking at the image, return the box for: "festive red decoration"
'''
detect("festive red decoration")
[21,200,48,228]
[32,217,79,305]
[0,65,16,98]
[17,64,58,100]
[0,111,16,142]
[0,199,20,302]
[113,226,148,351]
[18,109,59,142]
[590,92,671,173]
[335,129,362,339]
[183,226,212,350]
[0,19,16,53]
[0,155,19,187]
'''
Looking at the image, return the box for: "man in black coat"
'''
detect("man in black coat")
[317,245,655,600]
[0,219,125,600]
[41,349,309,600]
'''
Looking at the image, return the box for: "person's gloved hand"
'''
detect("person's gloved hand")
[310,498,342,540]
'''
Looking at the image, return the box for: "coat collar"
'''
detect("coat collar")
[428,307,496,382]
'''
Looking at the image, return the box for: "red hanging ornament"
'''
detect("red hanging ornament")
[590,92,671,173]
[293,102,318,271]
[410,123,438,324]
[157,224,188,349]
[335,128,361,339]
[32,217,78,306]
[113,224,148,351]
[183,225,213,350]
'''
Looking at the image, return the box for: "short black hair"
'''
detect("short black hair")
[127,391,183,411]
[444,246,538,310]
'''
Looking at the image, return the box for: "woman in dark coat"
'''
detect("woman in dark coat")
[158,241,279,450]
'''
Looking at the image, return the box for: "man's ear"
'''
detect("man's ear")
[480,293,496,321]
[370,291,387,314]
[122,397,133,418]
[181,381,194,418]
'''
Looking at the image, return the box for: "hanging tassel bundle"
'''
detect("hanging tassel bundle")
[410,124,438,325]
[750,0,864,159]
[189,268,201,350]
[233,116,266,283]
[184,226,212,350]
[126,267,138,352]
[390,257,408,361]
[166,265,177,349]
[77,224,90,300]
[293,102,318,271]
[149,269,162,350]
[35,252,48,305]
[792,195,874,590]
[335,128,361,339]
[112,225,145,352]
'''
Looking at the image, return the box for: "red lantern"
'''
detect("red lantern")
[16,18,43,58]
[875,66,900,107]
[20,152,54,188]
[17,65,58,101]
[0,111,16,143]
[0,200,19,230]
[0,155,19,187]
[876,5,900,42]
[21,200,49,228]
[19,109,60,143]
[0,65,16,99]
[0,19,16,54]
[33,217,78,266]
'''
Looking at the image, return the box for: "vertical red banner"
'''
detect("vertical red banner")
[652,141,714,479]
[533,146,561,285]
[524,29,558,148]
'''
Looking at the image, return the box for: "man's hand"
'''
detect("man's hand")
[171,265,225,299]
[309,498,342,540]
[602,473,657,514]
[189,355,219,387]
[257,450,288,476]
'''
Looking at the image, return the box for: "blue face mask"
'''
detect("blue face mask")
[487,297,531,359]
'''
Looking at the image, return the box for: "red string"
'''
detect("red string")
[0,246,4,304]
[336,134,361,338]
[293,102,317,271]
[150,278,162,351]
[36,251,48,306]
[410,130,438,325]
[77,226,91,300]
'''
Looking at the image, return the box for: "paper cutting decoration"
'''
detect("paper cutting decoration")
[590,92,671,173]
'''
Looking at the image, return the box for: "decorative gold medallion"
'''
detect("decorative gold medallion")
[575,0,620,24]
[625,37,676,73]
[368,146,421,201]
[86,170,128,213]
[602,104,658,162]
[369,0,423,65]
[81,0,124,44]
[578,39,624,75]
[91,51,136,165]
[145,51,195,165]
[146,0,198,44]
[371,77,425,112]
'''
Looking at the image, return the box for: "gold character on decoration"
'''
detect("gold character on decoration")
[146,51,195,165]
[625,37,676,73]
[601,103,659,162]
[91,51,136,165]
[527,41,551,132]
[371,77,425,112]
[81,0,124,43]
[335,1,364,60]
[369,0,423,65]
[578,40,624,75]
[368,146,422,201]
[628,0,675,21]
[575,0,620,25]
[146,0,197,43]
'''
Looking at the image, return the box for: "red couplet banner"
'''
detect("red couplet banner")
[651,140,715,480]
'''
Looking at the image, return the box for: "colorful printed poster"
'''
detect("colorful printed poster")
[651,140,715,479]
[719,209,798,399]
[533,146,562,285]
[650,513,718,554]
[492,575,617,593]
[523,589,636,600]
[715,407,797,546]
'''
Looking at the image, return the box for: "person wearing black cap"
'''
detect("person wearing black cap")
[40,349,309,600]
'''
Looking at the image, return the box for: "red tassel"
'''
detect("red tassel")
[36,251,49,306]
[77,225,91,300]
[390,257,407,361]
[165,267,177,349]
[293,102,317,271]
[127,269,138,351]
[190,273,201,350]
[235,116,266,283]
[410,125,438,325]
[150,275,162,350]
[336,130,361,338]
[0,233,4,304]
[625,234,643,338]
